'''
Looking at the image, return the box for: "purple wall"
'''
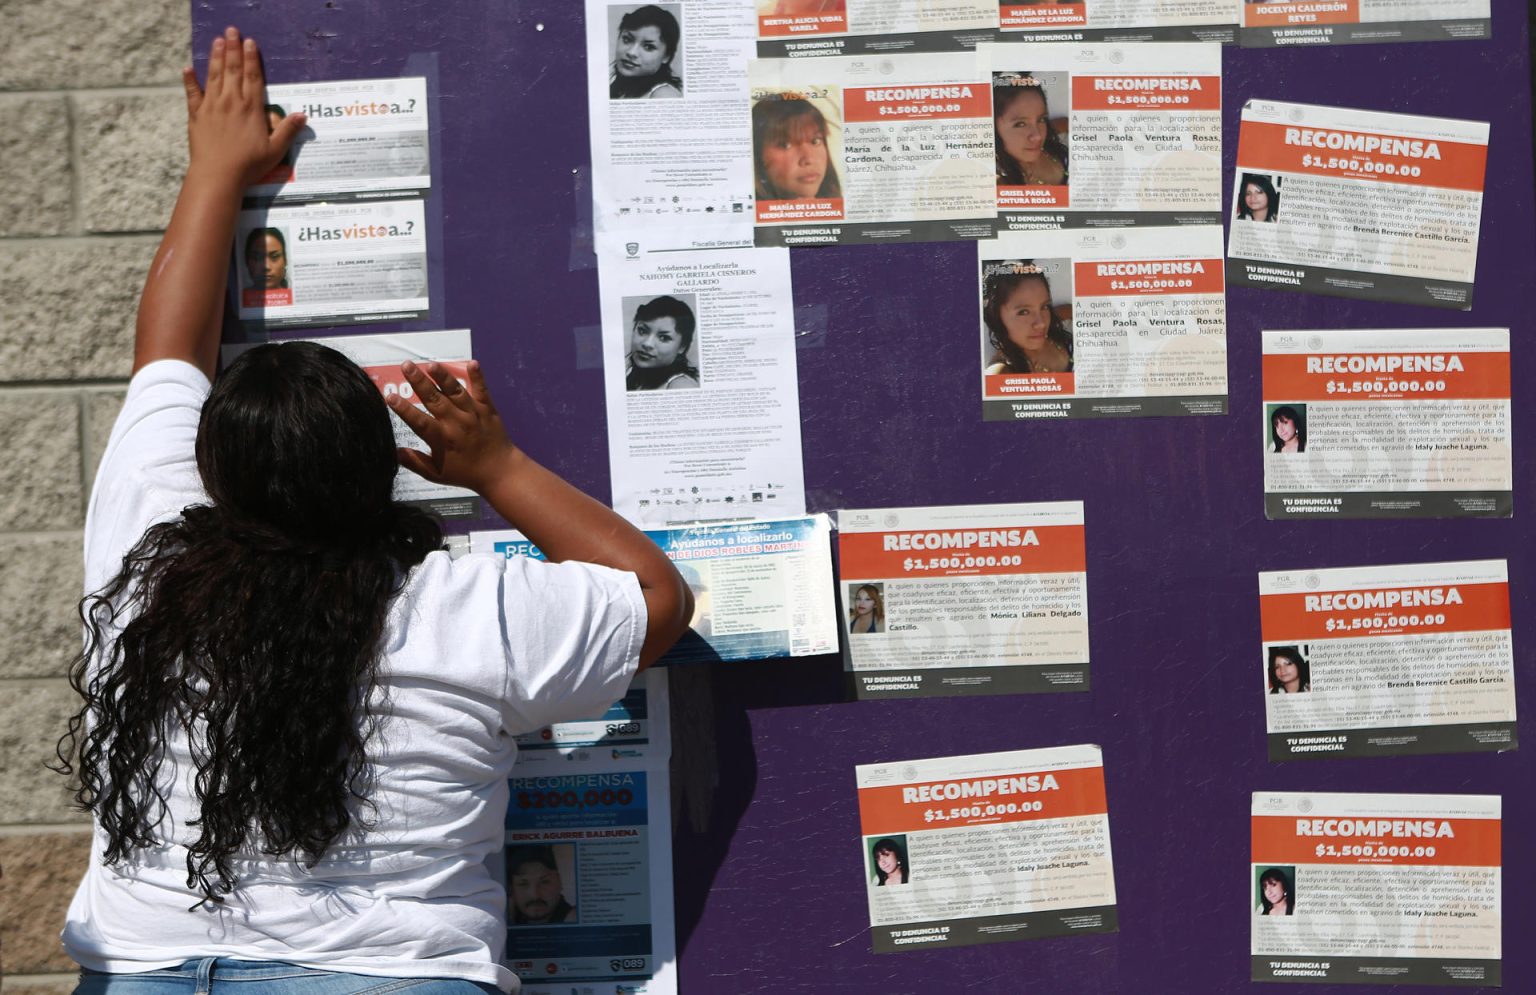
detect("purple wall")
[197,2,1533,989]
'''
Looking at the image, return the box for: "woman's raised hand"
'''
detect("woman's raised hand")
[389,361,521,493]
[182,26,305,187]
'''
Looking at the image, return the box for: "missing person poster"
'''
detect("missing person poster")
[1251,791,1501,986]
[755,0,995,58]
[1228,100,1489,309]
[977,226,1227,420]
[1240,1,1490,48]
[597,236,806,527]
[747,52,997,246]
[856,744,1116,952]
[505,760,676,994]
[246,77,430,203]
[979,42,1222,229]
[1262,328,1512,519]
[839,501,1089,698]
[234,199,428,329]
[223,330,477,518]
[471,518,840,665]
[1258,560,1515,761]
[998,0,1235,42]
[587,0,757,244]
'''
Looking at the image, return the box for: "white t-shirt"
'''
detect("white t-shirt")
[63,360,645,992]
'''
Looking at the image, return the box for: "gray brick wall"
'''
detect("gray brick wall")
[0,0,190,979]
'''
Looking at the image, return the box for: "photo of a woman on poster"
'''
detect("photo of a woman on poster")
[848,583,884,635]
[752,94,843,202]
[1267,646,1310,694]
[609,5,683,100]
[1257,867,1295,915]
[624,294,700,391]
[243,227,289,290]
[1237,173,1280,222]
[993,73,1069,188]
[1269,404,1306,453]
[870,836,909,886]
[983,261,1073,374]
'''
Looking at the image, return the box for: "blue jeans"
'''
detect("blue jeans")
[75,959,503,995]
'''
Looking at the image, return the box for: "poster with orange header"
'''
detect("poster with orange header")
[1228,100,1489,309]
[755,0,995,58]
[1251,791,1501,986]
[998,0,1234,42]
[838,501,1088,698]
[748,52,997,246]
[857,744,1116,952]
[977,226,1227,420]
[1240,0,1489,48]
[978,41,1222,230]
[1257,560,1514,761]
[1262,328,1511,519]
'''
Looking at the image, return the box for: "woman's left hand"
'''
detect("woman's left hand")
[182,26,305,187]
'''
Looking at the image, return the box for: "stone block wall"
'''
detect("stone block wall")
[0,0,190,983]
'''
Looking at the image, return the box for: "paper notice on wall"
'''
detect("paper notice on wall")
[1257,560,1515,761]
[246,77,430,203]
[838,501,1089,698]
[1262,328,1511,519]
[755,0,996,58]
[977,226,1227,420]
[472,517,839,665]
[978,42,1222,229]
[505,760,676,995]
[596,234,806,527]
[1227,100,1488,309]
[586,0,756,245]
[998,0,1236,42]
[857,744,1117,952]
[1251,791,1501,986]
[747,52,997,246]
[234,199,429,329]
[223,330,478,518]
[1240,0,1490,48]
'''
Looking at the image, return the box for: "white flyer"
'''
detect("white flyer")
[977,42,1222,230]
[857,744,1117,952]
[586,0,757,245]
[597,234,806,527]
[838,501,1089,698]
[754,0,996,57]
[976,226,1228,419]
[998,0,1236,42]
[234,199,429,329]
[1239,1,1490,47]
[1228,100,1489,309]
[1261,328,1512,519]
[247,77,430,203]
[1251,791,1501,986]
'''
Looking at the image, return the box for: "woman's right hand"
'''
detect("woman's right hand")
[182,26,305,187]
[388,360,522,494]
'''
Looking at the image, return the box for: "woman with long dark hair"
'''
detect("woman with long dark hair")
[1267,646,1310,694]
[57,29,690,992]
[1270,404,1306,453]
[626,295,700,390]
[1238,173,1279,222]
[871,838,908,886]
[609,5,683,99]
[1258,867,1295,915]
[993,75,1069,187]
[752,96,843,201]
[982,262,1073,374]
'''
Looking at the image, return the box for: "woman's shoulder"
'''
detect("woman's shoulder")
[984,360,1013,375]
[648,81,683,99]
[663,371,700,389]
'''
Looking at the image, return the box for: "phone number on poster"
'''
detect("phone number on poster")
[1315,843,1437,858]
[1300,154,1422,177]
[925,800,1043,822]
[904,554,1025,571]
[516,787,635,810]
[1324,613,1446,632]
[1326,379,1446,395]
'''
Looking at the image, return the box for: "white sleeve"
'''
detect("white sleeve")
[83,360,211,594]
[495,555,646,733]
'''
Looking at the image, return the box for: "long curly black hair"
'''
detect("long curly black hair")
[55,342,443,906]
